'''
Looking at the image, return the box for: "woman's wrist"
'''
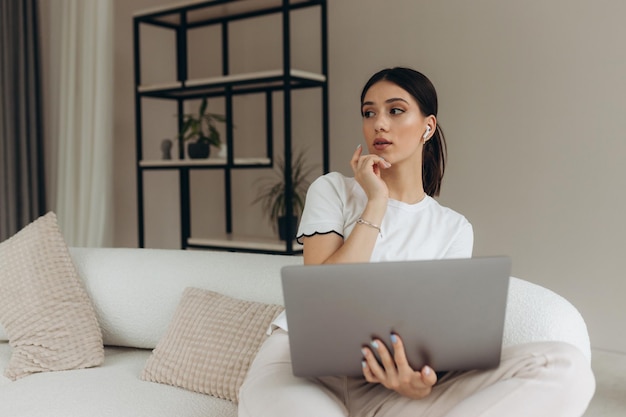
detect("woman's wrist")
[356,218,382,237]
[361,198,387,223]
[356,199,386,238]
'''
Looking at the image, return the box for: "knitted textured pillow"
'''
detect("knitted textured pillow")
[142,287,283,402]
[0,212,104,380]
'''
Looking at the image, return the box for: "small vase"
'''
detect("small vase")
[218,143,227,159]
[160,139,173,160]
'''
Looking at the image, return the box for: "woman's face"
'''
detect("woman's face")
[361,80,432,165]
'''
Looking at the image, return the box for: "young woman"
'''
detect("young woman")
[238,67,595,417]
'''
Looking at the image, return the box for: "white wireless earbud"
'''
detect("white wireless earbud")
[423,126,431,139]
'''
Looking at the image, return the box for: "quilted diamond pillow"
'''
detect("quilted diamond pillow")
[0,212,104,380]
[142,287,283,402]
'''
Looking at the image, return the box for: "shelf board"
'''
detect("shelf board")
[188,235,303,252]
[137,81,182,93]
[139,157,271,168]
[185,69,326,86]
[134,0,318,26]
[137,69,326,98]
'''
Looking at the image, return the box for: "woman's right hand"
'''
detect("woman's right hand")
[361,334,438,400]
[351,144,391,202]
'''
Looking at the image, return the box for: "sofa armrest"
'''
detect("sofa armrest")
[503,277,591,362]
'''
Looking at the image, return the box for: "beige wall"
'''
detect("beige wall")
[112,0,626,353]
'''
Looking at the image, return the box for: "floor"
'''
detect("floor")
[583,349,626,416]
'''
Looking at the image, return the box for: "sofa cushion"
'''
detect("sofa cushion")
[142,287,283,403]
[0,343,238,417]
[0,212,104,380]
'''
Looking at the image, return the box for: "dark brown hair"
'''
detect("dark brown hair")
[360,67,447,197]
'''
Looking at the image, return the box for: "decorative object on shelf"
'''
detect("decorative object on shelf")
[187,141,210,159]
[252,148,318,241]
[177,96,226,159]
[160,139,173,160]
[217,143,228,160]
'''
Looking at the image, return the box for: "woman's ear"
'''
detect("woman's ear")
[423,116,437,142]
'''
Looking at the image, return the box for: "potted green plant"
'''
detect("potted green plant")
[252,148,318,241]
[178,96,226,159]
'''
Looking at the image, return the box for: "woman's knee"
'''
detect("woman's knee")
[548,342,595,399]
[513,341,596,411]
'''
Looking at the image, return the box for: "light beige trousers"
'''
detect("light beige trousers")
[238,330,595,417]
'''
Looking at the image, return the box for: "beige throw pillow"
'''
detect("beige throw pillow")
[142,287,283,402]
[0,212,104,380]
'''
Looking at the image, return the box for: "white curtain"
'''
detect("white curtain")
[47,0,113,247]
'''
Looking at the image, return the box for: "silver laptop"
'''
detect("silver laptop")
[281,256,511,377]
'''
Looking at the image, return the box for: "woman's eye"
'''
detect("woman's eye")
[390,108,405,115]
[362,110,375,118]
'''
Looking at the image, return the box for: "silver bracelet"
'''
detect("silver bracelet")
[356,218,382,238]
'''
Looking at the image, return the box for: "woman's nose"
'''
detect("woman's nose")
[374,115,389,132]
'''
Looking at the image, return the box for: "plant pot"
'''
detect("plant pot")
[187,142,210,159]
[278,215,298,241]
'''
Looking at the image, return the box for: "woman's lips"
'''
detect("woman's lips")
[373,139,392,151]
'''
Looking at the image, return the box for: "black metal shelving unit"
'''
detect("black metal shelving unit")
[133,0,329,255]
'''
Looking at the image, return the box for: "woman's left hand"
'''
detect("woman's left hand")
[361,334,437,399]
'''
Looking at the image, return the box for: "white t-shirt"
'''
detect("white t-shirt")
[296,172,474,261]
[272,172,474,332]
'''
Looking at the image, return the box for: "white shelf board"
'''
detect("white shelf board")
[185,69,326,87]
[137,81,182,93]
[139,157,271,168]
[188,235,302,252]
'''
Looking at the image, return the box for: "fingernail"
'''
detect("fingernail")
[361,348,368,357]
[371,340,379,349]
[423,366,431,375]
[356,144,362,149]
[362,360,367,369]
[390,334,398,344]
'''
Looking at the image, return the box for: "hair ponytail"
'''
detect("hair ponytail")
[422,125,446,197]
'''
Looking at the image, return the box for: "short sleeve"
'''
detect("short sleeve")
[444,221,474,259]
[296,173,349,244]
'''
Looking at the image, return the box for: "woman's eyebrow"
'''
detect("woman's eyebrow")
[361,97,410,107]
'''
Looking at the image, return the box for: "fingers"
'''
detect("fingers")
[420,364,437,387]
[361,334,438,399]
[390,333,410,368]
[361,345,384,383]
[350,144,363,172]
[372,339,397,371]
[391,333,437,387]
[361,349,378,383]
[362,340,397,383]
[378,157,392,169]
[350,144,392,175]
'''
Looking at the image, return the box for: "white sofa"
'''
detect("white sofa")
[0,247,592,417]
